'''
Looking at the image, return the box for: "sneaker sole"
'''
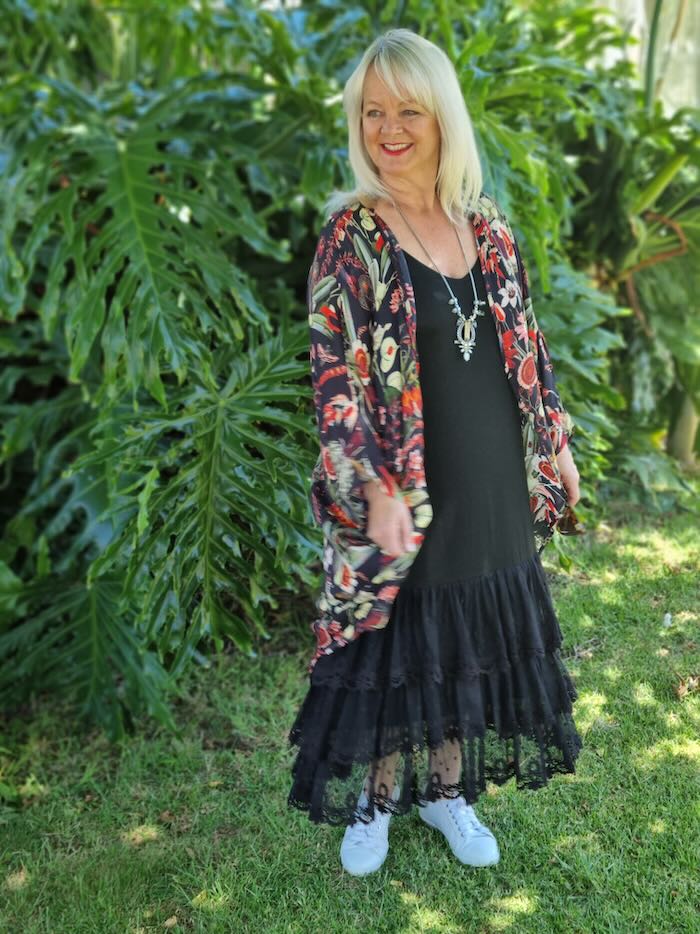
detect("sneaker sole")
[340,855,388,876]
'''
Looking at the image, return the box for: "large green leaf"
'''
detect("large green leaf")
[1,73,284,406]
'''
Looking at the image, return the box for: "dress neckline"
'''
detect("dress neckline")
[403,248,479,282]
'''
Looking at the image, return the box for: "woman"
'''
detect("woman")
[288,27,583,876]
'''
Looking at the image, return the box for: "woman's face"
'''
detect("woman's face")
[361,64,441,187]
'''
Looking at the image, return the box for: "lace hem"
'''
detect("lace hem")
[288,553,582,824]
[287,550,583,825]
[288,710,583,826]
[287,647,583,825]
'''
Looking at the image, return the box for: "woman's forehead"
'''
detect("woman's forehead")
[362,79,416,106]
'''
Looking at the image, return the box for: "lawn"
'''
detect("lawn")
[2,508,698,933]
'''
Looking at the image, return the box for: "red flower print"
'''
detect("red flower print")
[401,384,422,417]
[389,285,403,315]
[377,584,400,601]
[318,364,349,390]
[355,345,371,382]
[502,331,518,370]
[376,464,398,497]
[500,226,515,263]
[485,246,502,276]
[322,446,337,480]
[316,625,332,648]
[540,460,556,482]
[337,562,354,593]
[328,501,360,528]
[517,353,538,390]
[333,224,348,249]
[321,303,342,333]
[493,303,506,322]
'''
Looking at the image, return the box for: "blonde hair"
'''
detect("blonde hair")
[323,27,483,225]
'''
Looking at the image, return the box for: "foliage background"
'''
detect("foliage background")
[0,0,697,739]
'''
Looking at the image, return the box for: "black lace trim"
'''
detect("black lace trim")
[288,711,583,826]
[287,551,584,826]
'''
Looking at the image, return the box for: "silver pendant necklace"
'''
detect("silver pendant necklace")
[392,200,487,362]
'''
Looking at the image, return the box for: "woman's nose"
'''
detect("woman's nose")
[380,119,404,135]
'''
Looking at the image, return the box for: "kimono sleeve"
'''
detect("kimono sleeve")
[307,228,397,526]
[513,235,576,455]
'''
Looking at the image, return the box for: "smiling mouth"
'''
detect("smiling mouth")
[381,143,413,154]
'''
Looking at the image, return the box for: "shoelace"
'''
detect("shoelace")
[346,812,388,846]
[346,788,397,847]
[445,799,491,839]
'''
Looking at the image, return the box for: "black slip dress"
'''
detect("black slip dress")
[287,249,583,826]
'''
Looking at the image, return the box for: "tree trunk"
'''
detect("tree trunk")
[667,392,698,467]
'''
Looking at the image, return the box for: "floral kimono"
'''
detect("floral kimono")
[306,190,575,674]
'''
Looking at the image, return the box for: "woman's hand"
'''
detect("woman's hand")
[362,480,416,556]
[556,444,581,508]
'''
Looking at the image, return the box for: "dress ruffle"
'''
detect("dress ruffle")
[288,551,583,826]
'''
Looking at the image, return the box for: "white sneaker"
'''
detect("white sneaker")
[419,795,500,867]
[340,784,400,876]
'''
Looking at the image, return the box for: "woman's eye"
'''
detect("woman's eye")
[366,110,418,117]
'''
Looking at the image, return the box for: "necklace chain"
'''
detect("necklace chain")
[391,200,487,362]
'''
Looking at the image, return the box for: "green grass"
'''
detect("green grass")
[2,509,699,933]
